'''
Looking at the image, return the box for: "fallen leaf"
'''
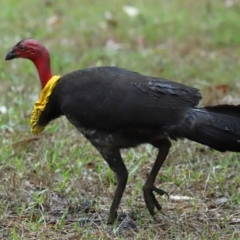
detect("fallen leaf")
[225,0,234,8]
[216,196,228,205]
[46,15,61,26]
[104,12,117,27]
[123,5,139,18]
[105,39,123,51]
[170,195,194,201]
[0,106,7,114]
[214,84,229,94]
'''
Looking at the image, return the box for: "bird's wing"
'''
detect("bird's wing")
[58,67,202,131]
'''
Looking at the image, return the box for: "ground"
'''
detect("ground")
[1,0,240,239]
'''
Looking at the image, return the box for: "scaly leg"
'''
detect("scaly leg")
[97,147,128,224]
[143,138,171,216]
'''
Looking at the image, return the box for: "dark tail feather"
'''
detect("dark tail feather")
[172,105,240,152]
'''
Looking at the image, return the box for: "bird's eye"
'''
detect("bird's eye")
[20,45,25,51]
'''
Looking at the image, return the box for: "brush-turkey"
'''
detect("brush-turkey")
[5,39,240,223]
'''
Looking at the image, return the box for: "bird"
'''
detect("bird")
[5,38,240,223]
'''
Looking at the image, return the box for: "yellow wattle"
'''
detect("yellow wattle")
[30,75,61,135]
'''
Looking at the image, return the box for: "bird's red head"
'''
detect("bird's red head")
[5,38,53,88]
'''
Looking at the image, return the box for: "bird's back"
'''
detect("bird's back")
[55,66,202,132]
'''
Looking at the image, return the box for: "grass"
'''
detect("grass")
[1,0,240,239]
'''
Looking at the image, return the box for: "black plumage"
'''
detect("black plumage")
[5,39,240,223]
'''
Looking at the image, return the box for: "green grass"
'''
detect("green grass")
[1,0,240,239]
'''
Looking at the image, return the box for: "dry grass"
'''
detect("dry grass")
[1,0,240,239]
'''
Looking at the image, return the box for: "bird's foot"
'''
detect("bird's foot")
[107,210,118,224]
[143,185,169,217]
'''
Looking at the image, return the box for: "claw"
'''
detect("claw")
[151,192,162,210]
[143,185,168,216]
[152,186,169,199]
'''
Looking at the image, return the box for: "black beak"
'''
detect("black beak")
[5,49,17,60]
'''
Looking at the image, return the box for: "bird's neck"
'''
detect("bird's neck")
[32,53,53,89]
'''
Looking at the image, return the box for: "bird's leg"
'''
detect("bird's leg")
[143,138,171,217]
[97,147,128,224]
